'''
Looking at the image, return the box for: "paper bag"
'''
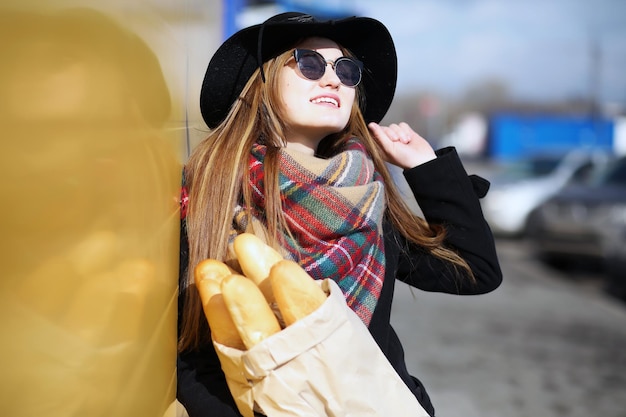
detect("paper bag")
[213,279,430,417]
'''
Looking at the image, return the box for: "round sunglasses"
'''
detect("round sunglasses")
[292,49,363,88]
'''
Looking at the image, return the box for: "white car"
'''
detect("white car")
[480,150,611,237]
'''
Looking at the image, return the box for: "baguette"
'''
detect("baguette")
[195,260,245,350]
[220,274,281,349]
[194,258,233,286]
[232,233,282,303]
[270,260,327,326]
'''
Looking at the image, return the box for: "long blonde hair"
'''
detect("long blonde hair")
[179,46,473,351]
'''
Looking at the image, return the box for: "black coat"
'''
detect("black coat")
[177,147,503,417]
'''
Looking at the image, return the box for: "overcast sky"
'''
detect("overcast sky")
[347,0,626,106]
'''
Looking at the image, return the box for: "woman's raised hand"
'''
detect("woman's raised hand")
[368,122,436,169]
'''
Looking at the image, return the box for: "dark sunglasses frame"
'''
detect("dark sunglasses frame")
[292,48,363,87]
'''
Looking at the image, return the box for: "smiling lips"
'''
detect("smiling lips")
[311,95,340,107]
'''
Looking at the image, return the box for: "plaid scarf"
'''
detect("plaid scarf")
[234,138,386,326]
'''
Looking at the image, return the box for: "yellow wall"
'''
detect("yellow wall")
[0,1,220,416]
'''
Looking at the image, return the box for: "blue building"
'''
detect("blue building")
[488,113,615,161]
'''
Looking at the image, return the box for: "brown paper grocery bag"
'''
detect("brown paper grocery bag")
[213,279,430,417]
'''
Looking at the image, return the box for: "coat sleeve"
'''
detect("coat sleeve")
[395,147,503,294]
[177,347,243,417]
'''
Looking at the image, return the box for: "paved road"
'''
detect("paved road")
[391,238,626,417]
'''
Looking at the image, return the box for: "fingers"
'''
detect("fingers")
[367,122,393,157]
[388,122,414,144]
[368,121,437,169]
[368,122,413,144]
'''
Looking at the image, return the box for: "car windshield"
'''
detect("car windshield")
[603,157,626,185]
[584,157,626,186]
[494,156,562,182]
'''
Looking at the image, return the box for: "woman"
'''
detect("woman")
[178,12,502,417]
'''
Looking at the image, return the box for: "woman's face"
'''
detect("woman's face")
[278,37,356,154]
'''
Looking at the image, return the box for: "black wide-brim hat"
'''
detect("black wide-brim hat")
[200,12,397,129]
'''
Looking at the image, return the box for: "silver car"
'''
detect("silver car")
[480,150,611,237]
[526,155,626,299]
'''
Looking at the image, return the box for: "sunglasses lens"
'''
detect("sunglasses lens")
[335,58,361,87]
[297,52,326,81]
[294,49,362,87]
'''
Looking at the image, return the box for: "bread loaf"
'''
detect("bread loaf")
[270,260,327,326]
[220,274,281,349]
[196,278,246,350]
[233,233,282,303]
[194,258,233,286]
[194,259,245,349]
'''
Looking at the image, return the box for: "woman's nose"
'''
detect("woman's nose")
[319,62,341,87]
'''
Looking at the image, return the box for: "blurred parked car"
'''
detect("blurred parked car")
[480,150,611,237]
[526,155,626,299]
